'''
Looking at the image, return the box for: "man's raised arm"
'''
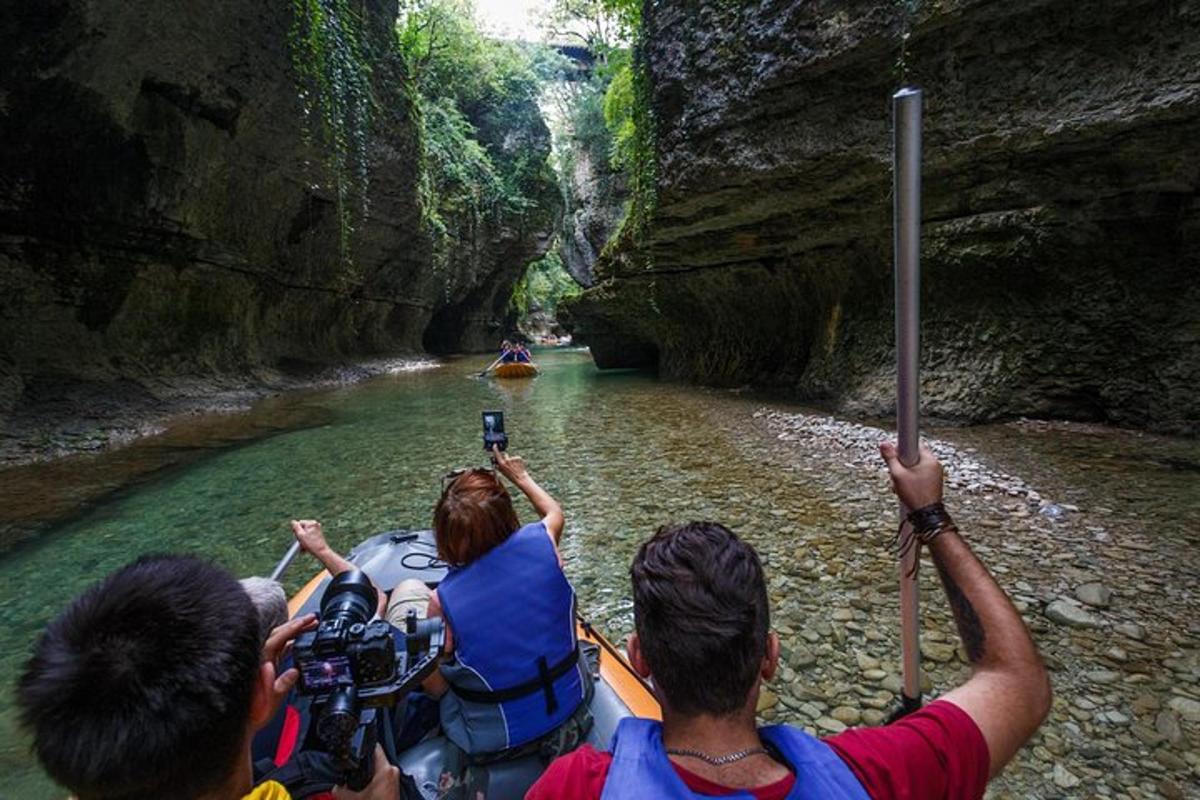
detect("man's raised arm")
[881,442,1052,778]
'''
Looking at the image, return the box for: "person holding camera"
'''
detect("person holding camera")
[17,555,400,800]
[528,443,1051,799]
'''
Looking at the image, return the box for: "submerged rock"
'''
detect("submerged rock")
[1075,582,1115,608]
[1045,600,1104,629]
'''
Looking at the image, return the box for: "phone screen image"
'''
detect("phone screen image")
[482,411,507,451]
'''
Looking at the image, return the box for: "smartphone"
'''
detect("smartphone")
[482,410,508,452]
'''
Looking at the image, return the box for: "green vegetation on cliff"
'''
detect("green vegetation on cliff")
[510,249,581,319]
[289,0,377,272]
[544,0,655,268]
[398,0,555,249]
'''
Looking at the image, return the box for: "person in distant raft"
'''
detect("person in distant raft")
[528,443,1051,800]
[515,344,532,363]
[500,340,518,363]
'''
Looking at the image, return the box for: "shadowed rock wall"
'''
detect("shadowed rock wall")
[568,0,1200,434]
[0,0,556,415]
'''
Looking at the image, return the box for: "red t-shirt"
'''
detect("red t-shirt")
[526,700,989,800]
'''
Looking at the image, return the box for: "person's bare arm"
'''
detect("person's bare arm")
[880,443,1051,778]
[291,520,388,616]
[491,446,565,547]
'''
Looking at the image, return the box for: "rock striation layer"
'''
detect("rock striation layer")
[568,0,1200,434]
[0,0,556,417]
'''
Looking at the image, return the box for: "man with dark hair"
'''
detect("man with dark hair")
[529,443,1051,799]
[18,554,398,800]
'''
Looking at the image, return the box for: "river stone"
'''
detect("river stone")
[756,688,778,713]
[1044,600,1103,628]
[1075,582,1114,608]
[855,652,881,671]
[1156,750,1188,771]
[831,706,861,725]
[789,645,817,669]
[1053,764,1081,788]
[1155,710,1184,743]
[1165,696,1200,722]
[921,642,958,663]
[1115,622,1146,640]
[1087,670,1122,685]
[815,717,847,734]
[860,709,885,726]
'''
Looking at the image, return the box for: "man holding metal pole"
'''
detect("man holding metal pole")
[530,86,1051,799]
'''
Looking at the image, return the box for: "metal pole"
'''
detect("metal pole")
[893,86,923,713]
[269,540,302,582]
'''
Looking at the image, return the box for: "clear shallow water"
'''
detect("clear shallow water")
[1,349,1197,798]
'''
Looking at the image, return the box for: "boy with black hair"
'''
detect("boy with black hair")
[18,555,398,800]
[529,443,1051,799]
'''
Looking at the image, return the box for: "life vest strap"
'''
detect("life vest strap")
[450,646,579,712]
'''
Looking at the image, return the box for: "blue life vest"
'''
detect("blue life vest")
[436,521,585,753]
[600,718,870,800]
[516,351,531,363]
[500,350,518,363]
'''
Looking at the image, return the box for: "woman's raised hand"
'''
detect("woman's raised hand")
[491,444,530,485]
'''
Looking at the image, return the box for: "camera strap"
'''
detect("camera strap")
[450,645,581,715]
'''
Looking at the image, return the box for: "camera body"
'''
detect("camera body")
[291,570,443,790]
[293,616,396,692]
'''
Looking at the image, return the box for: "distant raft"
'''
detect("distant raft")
[492,362,538,379]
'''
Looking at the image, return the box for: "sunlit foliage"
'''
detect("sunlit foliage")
[511,248,582,318]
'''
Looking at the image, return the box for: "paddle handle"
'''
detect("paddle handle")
[269,540,302,582]
[893,86,923,708]
[478,355,503,376]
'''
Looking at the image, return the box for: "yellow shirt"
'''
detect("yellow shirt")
[243,780,292,800]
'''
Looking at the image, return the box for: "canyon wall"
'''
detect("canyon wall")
[568,0,1200,434]
[0,0,556,415]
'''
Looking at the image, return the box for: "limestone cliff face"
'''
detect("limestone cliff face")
[560,146,627,288]
[569,0,1200,434]
[422,99,560,354]
[0,0,555,414]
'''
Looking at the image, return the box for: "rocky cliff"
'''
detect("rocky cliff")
[560,145,627,288]
[568,0,1200,434]
[0,0,556,418]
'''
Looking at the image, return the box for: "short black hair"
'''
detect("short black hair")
[630,522,770,716]
[18,555,262,800]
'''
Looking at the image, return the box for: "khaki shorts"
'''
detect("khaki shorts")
[385,578,433,627]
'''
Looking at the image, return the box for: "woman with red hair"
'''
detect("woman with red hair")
[394,446,589,758]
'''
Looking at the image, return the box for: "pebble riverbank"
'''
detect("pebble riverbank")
[565,399,1199,799]
[751,410,1200,799]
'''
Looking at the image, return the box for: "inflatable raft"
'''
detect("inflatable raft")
[491,362,538,379]
[278,529,658,799]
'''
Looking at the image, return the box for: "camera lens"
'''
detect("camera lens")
[317,686,360,750]
[320,570,378,627]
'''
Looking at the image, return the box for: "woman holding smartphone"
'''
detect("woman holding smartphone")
[399,446,589,757]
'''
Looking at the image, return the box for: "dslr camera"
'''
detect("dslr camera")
[292,571,444,790]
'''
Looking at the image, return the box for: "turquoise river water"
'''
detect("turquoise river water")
[1,349,1197,798]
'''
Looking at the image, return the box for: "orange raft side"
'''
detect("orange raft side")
[285,571,661,723]
[492,362,538,379]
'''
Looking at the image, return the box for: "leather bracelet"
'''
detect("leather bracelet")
[907,501,952,537]
[893,502,956,578]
